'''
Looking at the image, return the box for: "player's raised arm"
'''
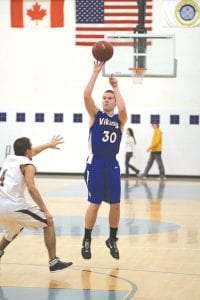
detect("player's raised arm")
[31,135,64,156]
[84,61,104,121]
[109,74,128,129]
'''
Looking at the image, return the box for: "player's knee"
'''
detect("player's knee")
[110,203,120,212]
[4,228,23,241]
[89,203,101,213]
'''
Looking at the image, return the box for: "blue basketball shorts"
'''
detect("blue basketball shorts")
[84,156,121,204]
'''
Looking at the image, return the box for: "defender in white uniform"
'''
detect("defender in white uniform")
[0,136,72,272]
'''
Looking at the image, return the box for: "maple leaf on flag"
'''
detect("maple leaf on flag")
[27,2,47,22]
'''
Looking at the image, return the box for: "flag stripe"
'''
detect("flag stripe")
[103,0,152,2]
[104,5,153,9]
[105,13,152,16]
[51,0,64,27]
[76,41,136,46]
[76,34,105,38]
[11,0,23,27]
[76,26,153,31]
[104,20,152,24]
[76,40,153,46]
[75,0,153,46]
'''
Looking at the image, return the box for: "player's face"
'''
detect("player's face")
[102,92,116,113]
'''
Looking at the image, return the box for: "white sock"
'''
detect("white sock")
[49,257,59,266]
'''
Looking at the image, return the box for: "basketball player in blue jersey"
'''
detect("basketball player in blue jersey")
[81,61,127,259]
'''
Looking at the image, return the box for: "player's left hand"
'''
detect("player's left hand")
[93,60,104,73]
[50,135,64,149]
[44,210,54,226]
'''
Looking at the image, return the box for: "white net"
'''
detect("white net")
[129,68,146,84]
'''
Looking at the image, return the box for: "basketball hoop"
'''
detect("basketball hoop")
[128,67,146,84]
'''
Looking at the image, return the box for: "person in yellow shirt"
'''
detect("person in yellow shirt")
[141,122,166,180]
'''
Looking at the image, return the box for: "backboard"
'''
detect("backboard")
[103,34,177,78]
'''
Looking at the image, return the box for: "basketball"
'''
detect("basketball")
[92,40,114,62]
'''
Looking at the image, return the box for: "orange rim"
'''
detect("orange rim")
[128,67,146,76]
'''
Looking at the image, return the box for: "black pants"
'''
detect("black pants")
[125,152,139,175]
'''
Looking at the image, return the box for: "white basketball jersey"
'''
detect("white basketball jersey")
[0,155,34,211]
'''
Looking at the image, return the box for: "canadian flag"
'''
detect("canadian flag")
[11,0,64,28]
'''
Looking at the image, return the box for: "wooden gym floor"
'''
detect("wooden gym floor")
[0,175,200,300]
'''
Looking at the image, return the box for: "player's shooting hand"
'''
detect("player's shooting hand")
[50,135,64,150]
[109,74,118,88]
[93,60,104,73]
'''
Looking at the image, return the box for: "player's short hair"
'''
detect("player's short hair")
[13,137,32,156]
[104,90,116,101]
[104,89,114,94]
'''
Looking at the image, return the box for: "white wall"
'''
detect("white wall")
[0,0,200,176]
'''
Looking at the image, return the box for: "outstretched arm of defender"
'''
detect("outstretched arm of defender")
[31,135,64,156]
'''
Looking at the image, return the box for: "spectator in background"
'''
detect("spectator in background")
[125,128,140,177]
[141,122,166,180]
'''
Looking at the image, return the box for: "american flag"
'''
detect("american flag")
[75,0,153,46]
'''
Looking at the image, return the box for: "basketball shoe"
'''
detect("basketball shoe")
[49,257,72,272]
[0,249,4,259]
[136,170,140,177]
[81,238,91,259]
[159,176,167,181]
[105,238,120,259]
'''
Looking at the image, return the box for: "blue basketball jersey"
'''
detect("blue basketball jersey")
[89,110,122,158]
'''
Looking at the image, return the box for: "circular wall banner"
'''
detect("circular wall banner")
[175,0,200,26]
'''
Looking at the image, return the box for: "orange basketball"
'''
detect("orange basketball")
[92,40,114,62]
